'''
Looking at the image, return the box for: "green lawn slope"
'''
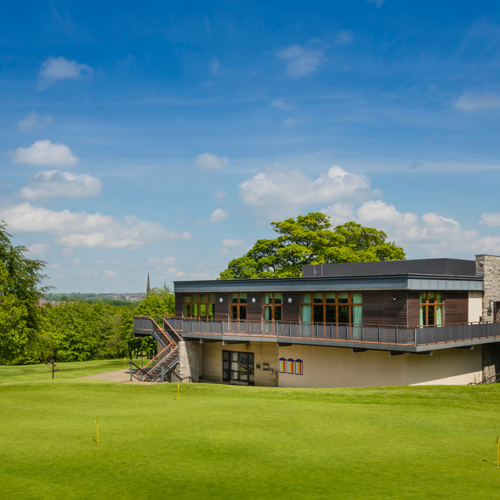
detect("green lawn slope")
[1,362,500,499]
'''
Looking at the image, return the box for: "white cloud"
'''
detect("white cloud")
[209,58,221,75]
[277,43,327,78]
[61,248,73,257]
[217,248,230,256]
[270,98,292,110]
[20,170,101,201]
[222,238,245,247]
[480,213,500,227]
[0,202,193,248]
[193,153,229,170]
[147,257,177,268]
[239,165,373,218]
[209,208,229,223]
[18,111,53,133]
[335,31,354,46]
[72,258,82,265]
[164,267,185,278]
[104,270,116,277]
[38,56,92,89]
[454,92,500,111]
[10,140,78,167]
[27,243,49,256]
[323,200,484,256]
[283,117,299,127]
[214,190,227,201]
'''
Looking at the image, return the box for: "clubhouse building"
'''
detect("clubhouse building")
[133,255,500,387]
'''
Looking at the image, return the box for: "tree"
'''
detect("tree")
[219,213,406,279]
[0,221,51,363]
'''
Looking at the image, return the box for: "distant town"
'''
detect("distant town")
[40,292,146,305]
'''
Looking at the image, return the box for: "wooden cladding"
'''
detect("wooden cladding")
[444,291,468,325]
[363,291,409,326]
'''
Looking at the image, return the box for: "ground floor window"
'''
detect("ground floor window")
[223,350,254,385]
[420,292,444,327]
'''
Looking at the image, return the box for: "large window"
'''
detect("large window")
[301,292,362,325]
[231,293,247,321]
[183,294,215,321]
[223,351,254,385]
[420,292,444,327]
[263,293,283,322]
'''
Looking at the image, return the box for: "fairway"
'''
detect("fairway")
[2,363,500,499]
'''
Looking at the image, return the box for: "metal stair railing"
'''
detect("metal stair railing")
[142,346,180,382]
[469,372,500,385]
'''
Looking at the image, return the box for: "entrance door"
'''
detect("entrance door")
[223,351,255,385]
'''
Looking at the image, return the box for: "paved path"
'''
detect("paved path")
[79,369,133,383]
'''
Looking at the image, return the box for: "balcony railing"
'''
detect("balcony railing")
[134,317,500,349]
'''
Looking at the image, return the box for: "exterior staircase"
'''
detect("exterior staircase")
[132,317,182,383]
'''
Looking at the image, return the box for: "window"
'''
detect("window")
[263,293,283,322]
[420,292,444,327]
[230,293,247,321]
[301,292,362,325]
[223,350,254,385]
[183,294,215,320]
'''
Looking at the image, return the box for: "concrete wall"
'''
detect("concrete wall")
[468,291,482,323]
[176,340,200,382]
[201,341,279,387]
[278,344,482,388]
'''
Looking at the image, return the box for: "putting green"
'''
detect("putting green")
[1,361,500,499]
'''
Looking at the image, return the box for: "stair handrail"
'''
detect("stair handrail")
[162,317,183,344]
[142,347,180,381]
[141,344,175,373]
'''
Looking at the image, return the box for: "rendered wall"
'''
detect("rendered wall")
[468,292,482,323]
[201,341,279,386]
[278,344,482,388]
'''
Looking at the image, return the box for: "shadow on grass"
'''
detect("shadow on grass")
[482,460,499,467]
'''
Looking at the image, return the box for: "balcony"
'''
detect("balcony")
[133,317,500,353]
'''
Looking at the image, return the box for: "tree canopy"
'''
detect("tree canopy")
[219,212,406,279]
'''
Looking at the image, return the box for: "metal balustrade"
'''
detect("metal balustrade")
[133,316,500,349]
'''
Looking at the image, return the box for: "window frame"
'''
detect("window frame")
[230,293,247,321]
[183,293,215,321]
[300,292,362,326]
[419,292,444,327]
[263,292,283,323]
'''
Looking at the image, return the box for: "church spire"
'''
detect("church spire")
[146,273,150,294]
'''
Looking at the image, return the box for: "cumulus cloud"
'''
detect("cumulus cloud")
[270,98,292,110]
[454,92,500,111]
[480,213,500,227]
[38,56,93,89]
[27,243,49,256]
[239,165,373,218]
[193,153,229,170]
[277,42,327,78]
[73,258,82,265]
[222,238,245,247]
[209,208,229,223]
[214,190,227,201]
[10,140,78,167]
[20,170,101,201]
[18,111,53,133]
[0,203,193,248]
[322,200,490,255]
[104,270,116,277]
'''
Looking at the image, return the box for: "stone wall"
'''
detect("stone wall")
[476,255,500,320]
[175,340,200,383]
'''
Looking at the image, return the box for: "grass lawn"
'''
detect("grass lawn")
[2,362,500,499]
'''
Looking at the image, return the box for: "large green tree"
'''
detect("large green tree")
[219,213,405,279]
[0,221,51,363]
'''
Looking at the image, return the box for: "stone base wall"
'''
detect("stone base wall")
[175,340,200,383]
[476,255,500,321]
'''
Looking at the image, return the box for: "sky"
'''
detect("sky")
[1,0,500,293]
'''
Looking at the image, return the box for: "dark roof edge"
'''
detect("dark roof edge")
[173,273,483,286]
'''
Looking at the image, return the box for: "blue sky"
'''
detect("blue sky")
[2,0,500,292]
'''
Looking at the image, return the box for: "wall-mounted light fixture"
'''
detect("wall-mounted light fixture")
[219,297,223,303]
[252,298,256,303]
[391,297,397,301]
[288,298,292,303]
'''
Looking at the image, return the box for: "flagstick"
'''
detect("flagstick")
[96,416,99,445]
